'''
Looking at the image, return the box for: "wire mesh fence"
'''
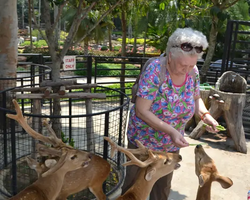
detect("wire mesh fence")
[0,85,130,199]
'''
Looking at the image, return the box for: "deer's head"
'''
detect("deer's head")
[7,99,92,178]
[195,145,233,188]
[104,137,182,181]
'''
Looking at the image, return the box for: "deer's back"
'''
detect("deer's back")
[9,185,47,200]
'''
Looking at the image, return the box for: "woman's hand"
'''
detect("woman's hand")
[202,113,219,133]
[170,130,189,148]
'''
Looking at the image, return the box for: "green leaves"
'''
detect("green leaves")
[189,143,207,146]
[159,2,165,10]
[203,123,226,131]
[210,6,221,16]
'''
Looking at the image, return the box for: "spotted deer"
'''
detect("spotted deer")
[7,99,110,200]
[195,144,233,200]
[104,136,182,200]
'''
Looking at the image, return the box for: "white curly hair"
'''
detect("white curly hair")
[165,27,208,59]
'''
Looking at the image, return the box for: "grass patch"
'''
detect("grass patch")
[74,63,140,76]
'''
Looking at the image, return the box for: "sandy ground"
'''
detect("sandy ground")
[168,132,250,200]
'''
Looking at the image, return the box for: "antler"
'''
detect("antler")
[104,136,148,158]
[6,99,63,146]
[104,136,158,167]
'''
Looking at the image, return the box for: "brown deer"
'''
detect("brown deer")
[195,144,233,200]
[8,141,91,200]
[7,99,110,200]
[104,136,182,200]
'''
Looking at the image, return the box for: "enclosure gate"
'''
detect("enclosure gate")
[222,20,250,139]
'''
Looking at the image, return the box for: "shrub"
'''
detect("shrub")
[116,38,150,45]
[32,29,46,37]
[89,50,120,57]
[60,31,68,40]
[74,63,140,77]
[113,46,121,51]
[101,46,109,51]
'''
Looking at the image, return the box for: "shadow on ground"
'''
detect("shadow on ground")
[168,189,187,200]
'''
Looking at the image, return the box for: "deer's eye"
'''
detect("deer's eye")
[71,155,77,160]
[164,158,171,165]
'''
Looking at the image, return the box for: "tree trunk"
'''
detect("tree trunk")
[50,58,62,138]
[28,0,33,50]
[84,38,89,56]
[143,12,148,57]
[0,0,18,129]
[54,4,59,51]
[132,11,138,55]
[108,27,112,51]
[120,7,127,94]
[0,0,18,89]
[200,15,219,83]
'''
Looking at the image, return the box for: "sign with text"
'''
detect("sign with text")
[63,56,76,70]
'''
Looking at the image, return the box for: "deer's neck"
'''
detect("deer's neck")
[120,168,158,200]
[196,181,212,200]
[34,168,69,200]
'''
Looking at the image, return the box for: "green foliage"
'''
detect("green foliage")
[90,82,134,96]
[32,29,46,37]
[101,46,109,51]
[61,131,75,147]
[74,63,140,76]
[117,38,149,45]
[20,40,48,48]
[89,50,120,57]
[60,31,68,40]
[112,31,122,35]
[113,46,121,51]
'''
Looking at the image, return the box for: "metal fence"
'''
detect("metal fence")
[0,85,130,199]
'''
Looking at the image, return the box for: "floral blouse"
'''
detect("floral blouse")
[127,58,200,152]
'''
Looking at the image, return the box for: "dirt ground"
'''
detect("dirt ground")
[168,132,250,200]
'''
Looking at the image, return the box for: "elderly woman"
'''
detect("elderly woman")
[122,28,219,200]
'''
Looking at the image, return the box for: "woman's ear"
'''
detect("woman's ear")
[168,52,172,63]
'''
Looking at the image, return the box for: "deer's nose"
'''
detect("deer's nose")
[196,144,202,149]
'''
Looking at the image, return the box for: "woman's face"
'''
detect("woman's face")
[168,53,198,76]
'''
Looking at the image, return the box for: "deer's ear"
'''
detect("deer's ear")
[45,159,57,168]
[26,156,38,170]
[145,167,156,181]
[215,174,233,189]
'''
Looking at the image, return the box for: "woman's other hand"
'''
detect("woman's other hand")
[170,130,189,148]
[202,113,219,133]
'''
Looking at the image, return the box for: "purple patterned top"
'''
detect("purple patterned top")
[127,58,200,152]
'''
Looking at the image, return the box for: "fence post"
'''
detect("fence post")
[11,119,17,195]
[87,56,92,84]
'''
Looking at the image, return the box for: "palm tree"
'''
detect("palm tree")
[63,7,114,55]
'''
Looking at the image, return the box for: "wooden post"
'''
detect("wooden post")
[85,88,95,153]
[31,99,42,159]
[190,71,247,153]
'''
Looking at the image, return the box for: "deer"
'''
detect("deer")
[104,136,182,200]
[7,99,110,200]
[8,139,91,200]
[194,144,233,200]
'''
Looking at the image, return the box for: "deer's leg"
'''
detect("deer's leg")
[56,194,68,200]
[89,184,106,200]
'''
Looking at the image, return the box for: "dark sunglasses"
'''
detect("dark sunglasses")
[173,43,204,53]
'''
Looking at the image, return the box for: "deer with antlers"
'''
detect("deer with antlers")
[194,144,233,200]
[104,136,182,200]
[7,99,110,200]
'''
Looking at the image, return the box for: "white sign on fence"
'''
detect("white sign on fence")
[63,56,76,70]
